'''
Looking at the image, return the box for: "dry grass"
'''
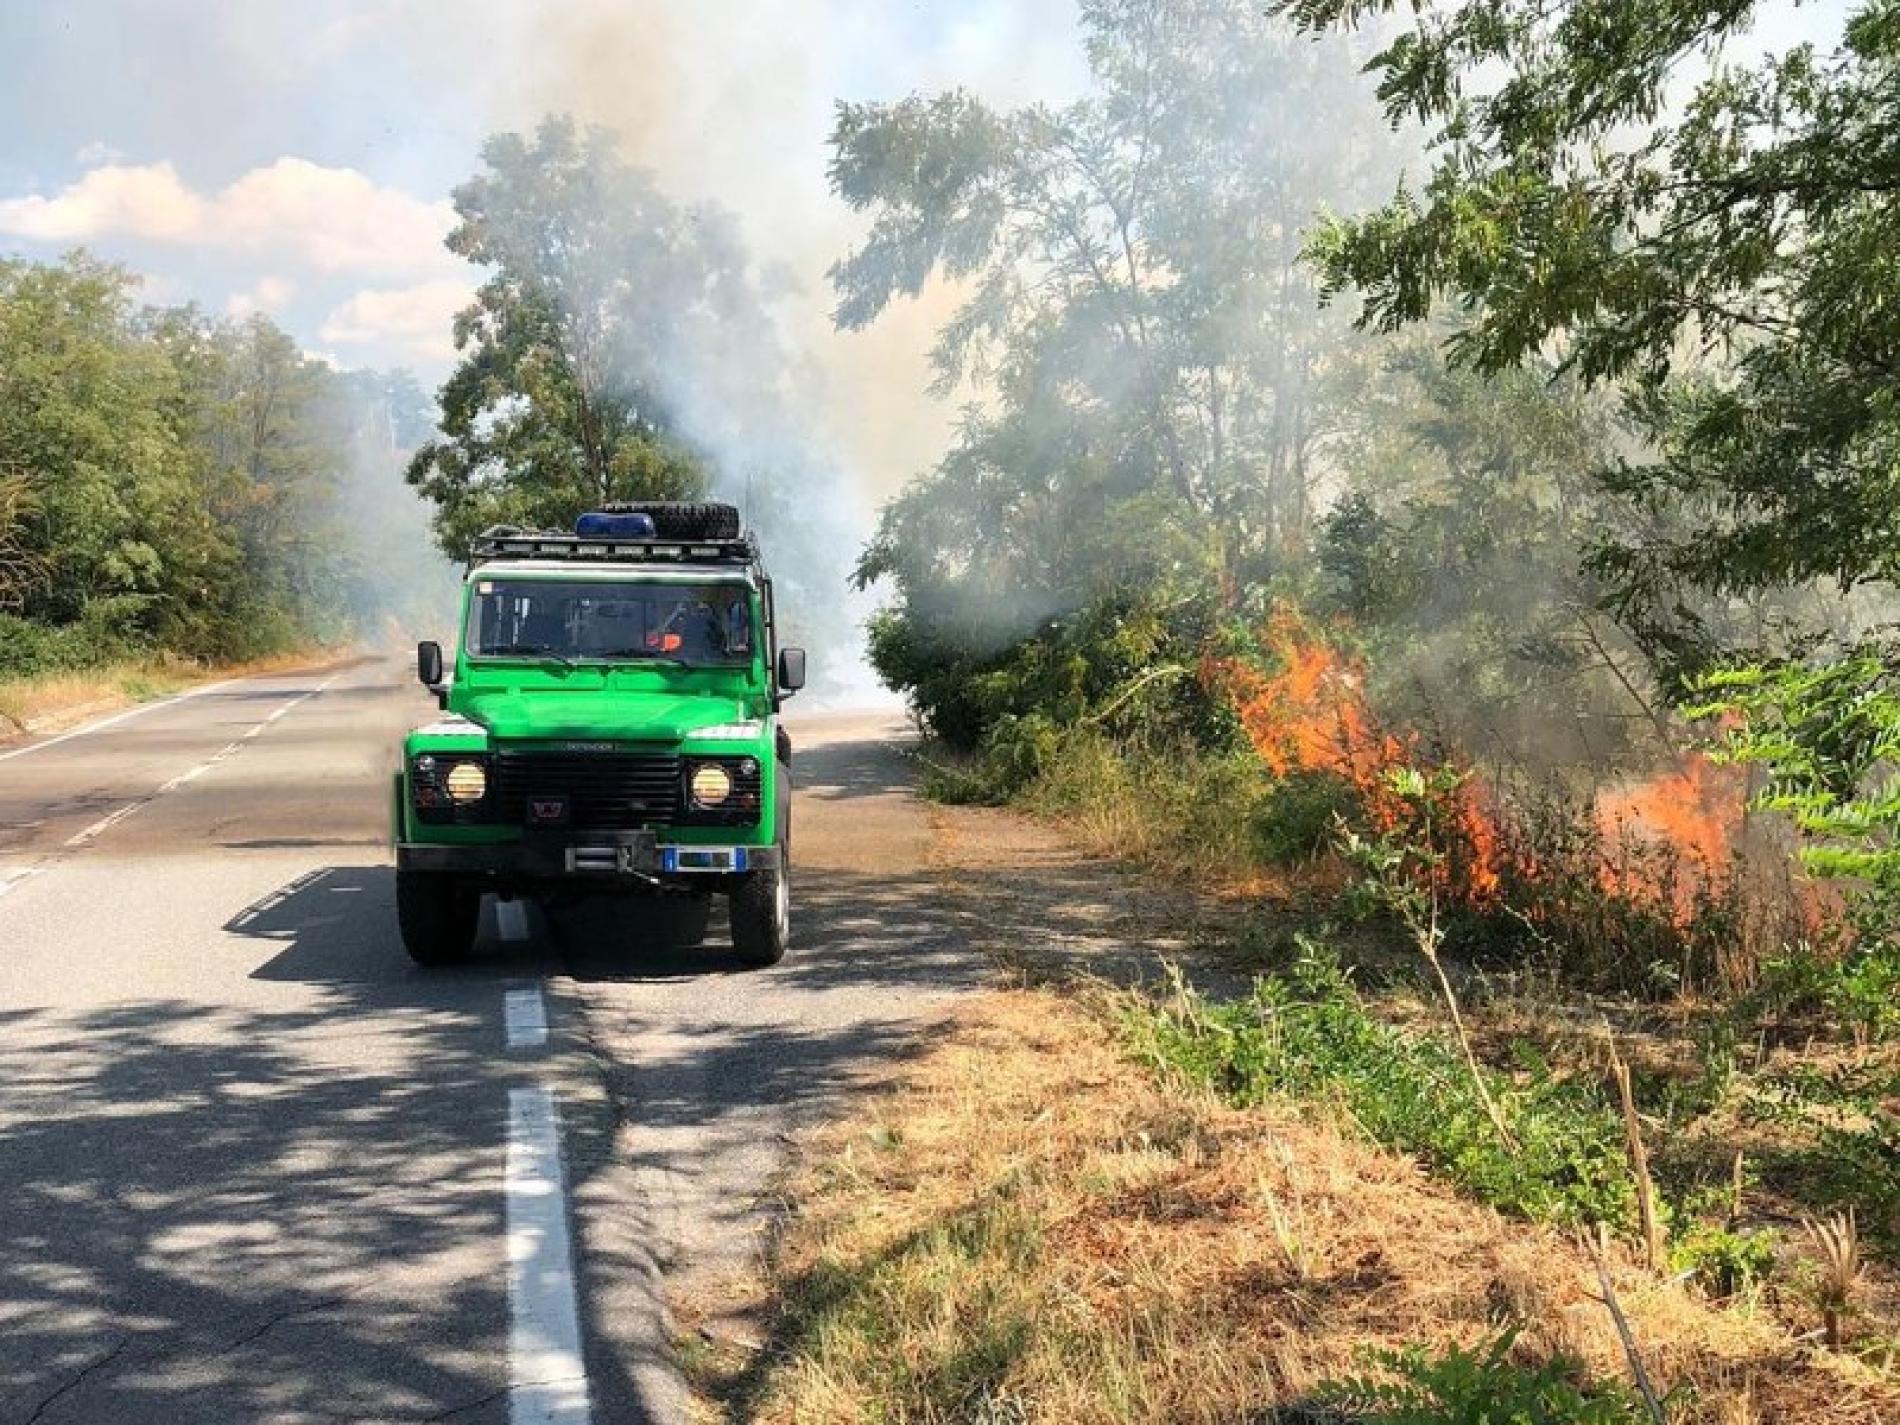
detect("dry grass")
[686,991,1899,1424]
[0,648,341,737]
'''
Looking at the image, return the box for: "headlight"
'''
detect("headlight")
[689,763,733,807]
[445,761,488,803]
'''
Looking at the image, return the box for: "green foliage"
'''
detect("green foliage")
[0,253,437,678]
[838,0,1406,727]
[1252,770,1359,865]
[1125,947,1639,1230]
[1317,1330,1650,1424]
[1315,345,1670,768]
[1670,1223,1777,1299]
[1748,1059,1900,1240]
[1688,651,1900,889]
[1280,0,1900,666]
[870,585,1237,775]
[406,115,711,556]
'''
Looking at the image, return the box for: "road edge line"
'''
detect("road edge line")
[506,1085,593,1424]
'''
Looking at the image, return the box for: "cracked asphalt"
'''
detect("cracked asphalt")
[0,657,981,1423]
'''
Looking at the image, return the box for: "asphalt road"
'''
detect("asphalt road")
[0,658,980,1424]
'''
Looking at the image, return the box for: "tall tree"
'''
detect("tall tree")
[406,117,711,556]
[836,0,1400,607]
[1278,0,1900,669]
[835,0,1402,729]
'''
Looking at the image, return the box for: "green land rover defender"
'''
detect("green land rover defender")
[391,502,805,967]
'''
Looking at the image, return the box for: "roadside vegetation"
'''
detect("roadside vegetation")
[0,252,443,726]
[692,0,1900,1416]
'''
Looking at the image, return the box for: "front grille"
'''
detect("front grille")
[493,750,681,830]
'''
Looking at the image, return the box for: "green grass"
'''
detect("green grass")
[1316,1330,1652,1424]
[1123,946,1641,1231]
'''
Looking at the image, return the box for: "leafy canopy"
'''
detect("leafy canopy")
[1279,0,1900,654]
[0,252,439,674]
[407,116,710,557]
[834,0,1401,738]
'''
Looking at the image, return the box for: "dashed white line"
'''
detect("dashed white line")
[53,675,343,849]
[65,802,147,848]
[506,1087,592,1425]
[0,869,37,899]
[504,986,549,1050]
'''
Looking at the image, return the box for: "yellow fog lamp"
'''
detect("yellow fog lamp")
[444,761,488,804]
[690,762,733,808]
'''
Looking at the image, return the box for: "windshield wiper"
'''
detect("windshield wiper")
[599,648,688,666]
[485,644,576,669]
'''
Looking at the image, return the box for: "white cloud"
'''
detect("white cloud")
[225,274,297,318]
[0,162,203,242]
[74,141,128,167]
[0,157,458,276]
[318,279,473,364]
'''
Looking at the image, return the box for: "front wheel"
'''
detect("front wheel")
[728,857,789,967]
[397,872,480,966]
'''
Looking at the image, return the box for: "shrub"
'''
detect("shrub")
[1251,769,1358,865]
[1316,1329,1651,1424]
[1670,1223,1777,1298]
[0,596,149,678]
[1124,947,1640,1230]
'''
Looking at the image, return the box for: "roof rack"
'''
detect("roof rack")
[469,526,760,568]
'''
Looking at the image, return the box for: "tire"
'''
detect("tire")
[397,872,480,966]
[601,501,740,540]
[729,859,789,967]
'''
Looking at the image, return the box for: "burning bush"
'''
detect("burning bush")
[1212,605,1825,996]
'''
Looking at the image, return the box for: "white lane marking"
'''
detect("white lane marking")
[53,673,346,849]
[506,1087,592,1424]
[0,677,244,764]
[504,986,548,1049]
[496,898,531,944]
[0,869,38,899]
[65,802,146,847]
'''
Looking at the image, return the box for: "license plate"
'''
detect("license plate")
[662,846,747,873]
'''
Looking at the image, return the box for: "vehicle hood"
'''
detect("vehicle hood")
[458,689,753,744]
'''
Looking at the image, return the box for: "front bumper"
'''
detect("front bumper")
[397,832,779,879]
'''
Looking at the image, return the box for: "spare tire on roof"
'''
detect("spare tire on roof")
[601,501,741,540]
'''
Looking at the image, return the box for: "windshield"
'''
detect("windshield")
[466,579,755,667]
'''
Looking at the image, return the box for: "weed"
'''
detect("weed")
[1315,1329,1652,1423]
[1669,1224,1777,1299]
[1746,1059,1900,1241]
[1124,946,1639,1231]
[1806,1210,1864,1348]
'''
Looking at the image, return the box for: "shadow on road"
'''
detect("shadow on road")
[0,718,987,1424]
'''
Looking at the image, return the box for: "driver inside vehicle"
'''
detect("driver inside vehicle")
[665,600,726,662]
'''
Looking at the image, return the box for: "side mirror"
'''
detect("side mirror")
[417,640,444,690]
[777,646,807,695]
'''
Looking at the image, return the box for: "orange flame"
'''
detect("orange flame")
[1213,608,1505,905]
[1594,754,1742,920]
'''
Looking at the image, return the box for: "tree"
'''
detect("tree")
[1277,0,1900,668]
[839,0,1406,615]
[1315,340,1675,774]
[0,252,443,674]
[406,116,711,557]
[0,254,202,630]
[0,470,45,611]
[834,0,1402,735]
